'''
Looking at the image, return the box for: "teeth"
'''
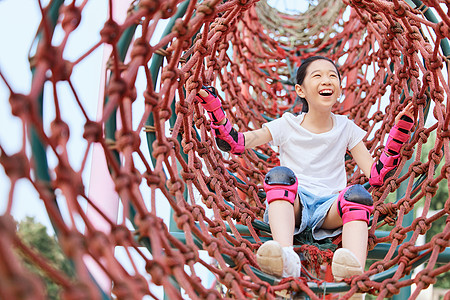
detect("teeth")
[319,89,333,95]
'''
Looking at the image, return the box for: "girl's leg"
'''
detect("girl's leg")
[321,200,368,269]
[256,196,302,277]
[267,195,302,247]
[323,200,368,298]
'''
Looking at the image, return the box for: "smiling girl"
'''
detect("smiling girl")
[196,56,415,281]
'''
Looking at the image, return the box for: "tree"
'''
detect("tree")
[16,217,74,300]
[420,132,449,290]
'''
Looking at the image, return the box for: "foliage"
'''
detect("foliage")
[16,217,74,300]
[367,131,449,298]
[419,132,449,290]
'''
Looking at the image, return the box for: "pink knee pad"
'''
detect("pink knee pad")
[264,166,298,204]
[337,184,374,224]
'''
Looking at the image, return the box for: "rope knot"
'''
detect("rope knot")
[370,261,386,273]
[222,270,239,288]
[441,163,450,180]
[389,226,406,242]
[9,93,32,119]
[415,269,437,288]
[410,161,425,176]
[181,140,196,153]
[431,232,449,250]
[431,85,445,102]
[194,39,209,55]
[143,171,163,187]
[0,151,30,180]
[392,2,408,17]
[398,241,418,261]
[61,3,82,32]
[160,1,177,18]
[107,76,128,99]
[386,177,398,190]
[424,179,438,196]
[50,119,70,146]
[54,163,84,194]
[145,259,168,286]
[354,274,373,293]
[83,121,103,143]
[167,177,185,195]
[87,230,111,257]
[112,224,132,246]
[100,19,121,44]
[367,233,377,251]
[144,89,159,107]
[131,37,152,63]
[60,230,86,258]
[191,205,205,219]
[173,19,190,37]
[382,278,401,297]
[175,100,192,116]
[174,209,193,228]
[161,69,178,83]
[437,21,450,38]
[152,140,171,158]
[197,2,216,17]
[116,129,141,152]
[138,0,160,15]
[390,22,404,34]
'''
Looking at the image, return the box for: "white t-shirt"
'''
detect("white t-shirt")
[263,112,366,196]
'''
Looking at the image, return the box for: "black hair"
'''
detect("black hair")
[296,56,341,113]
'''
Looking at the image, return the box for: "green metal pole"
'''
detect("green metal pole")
[142,1,190,299]
[28,0,111,298]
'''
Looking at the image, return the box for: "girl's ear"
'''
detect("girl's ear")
[295,84,305,98]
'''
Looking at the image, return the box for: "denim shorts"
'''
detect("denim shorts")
[263,185,341,241]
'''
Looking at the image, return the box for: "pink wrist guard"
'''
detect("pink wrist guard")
[369,152,400,186]
[195,86,226,124]
[211,119,245,155]
[337,185,373,224]
[369,115,414,186]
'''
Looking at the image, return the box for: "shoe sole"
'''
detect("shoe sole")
[256,241,283,277]
[332,248,363,281]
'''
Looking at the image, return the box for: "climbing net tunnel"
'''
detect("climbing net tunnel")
[0,0,449,299]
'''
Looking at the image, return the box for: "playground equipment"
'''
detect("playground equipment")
[0,0,449,299]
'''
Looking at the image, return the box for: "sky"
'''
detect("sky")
[0,0,443,298]
[0,0,307,233]
[0,0,441,252]
[0,0,108,231]
[1,0,438,244]
[0,0,308,297]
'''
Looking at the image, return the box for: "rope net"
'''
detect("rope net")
[0,0,449,299]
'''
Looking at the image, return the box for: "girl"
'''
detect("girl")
[196,56,415,280]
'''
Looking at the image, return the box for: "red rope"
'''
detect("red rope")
[0,0,449,299]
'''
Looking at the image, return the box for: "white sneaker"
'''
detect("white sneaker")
[331,248,363,281]
[256,240,301,278]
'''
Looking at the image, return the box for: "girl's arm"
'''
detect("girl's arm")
[350,142,374,178]
[353,103,416,185]
[244,127,273,149]
[196,87,272,153]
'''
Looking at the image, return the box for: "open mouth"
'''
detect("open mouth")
[319,89,333,96]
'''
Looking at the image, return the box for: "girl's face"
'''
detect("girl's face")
[295,59,341,112]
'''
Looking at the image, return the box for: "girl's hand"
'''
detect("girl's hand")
[198,89,209,98]
[395,102,415,124]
